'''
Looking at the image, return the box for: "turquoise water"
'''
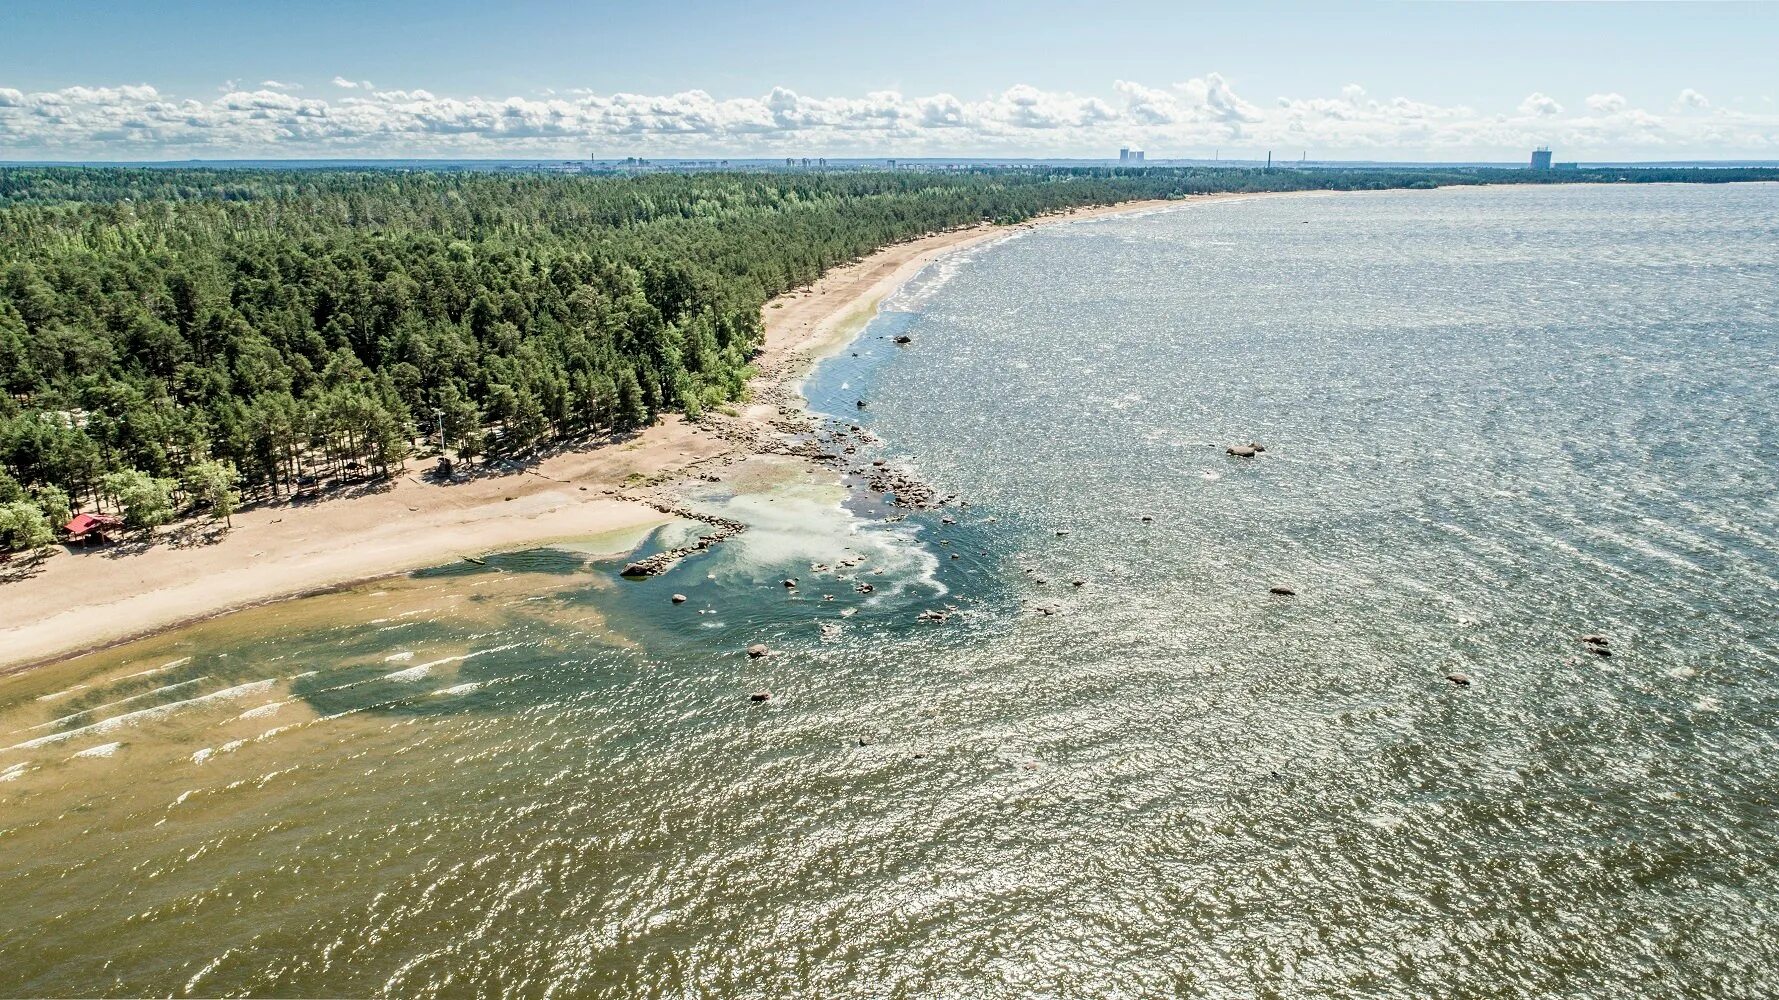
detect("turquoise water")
[2,184,1776,997]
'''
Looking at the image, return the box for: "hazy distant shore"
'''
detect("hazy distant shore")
[0,194,1215,676]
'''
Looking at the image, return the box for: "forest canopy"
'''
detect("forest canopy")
[2,163,1776,550]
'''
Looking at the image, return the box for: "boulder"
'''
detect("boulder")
[782,578,798,588]
[750,691,771,702]
[671,593,688,604]
[746,643,770,658]
[1446,673,1472,686]
[893,335,913,345]
[1227,445,1258,458]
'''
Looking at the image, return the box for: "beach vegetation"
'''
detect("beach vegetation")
[0,163,1775,545]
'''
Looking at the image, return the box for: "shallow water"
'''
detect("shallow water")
[3,184,1777,997]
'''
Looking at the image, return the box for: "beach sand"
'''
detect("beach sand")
[0,196,1198,675]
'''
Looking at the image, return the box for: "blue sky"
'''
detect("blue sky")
[3,1,1775,161]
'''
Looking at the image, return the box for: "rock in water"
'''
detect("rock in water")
[1227,445,1258,458]
[1447,673,1472,686]
[671,593,688,604]
[1580,634,1610,646]
[750,691,771,702]
[746,643,770,658]
[893,335,913,345]
[1270,586,1297,596]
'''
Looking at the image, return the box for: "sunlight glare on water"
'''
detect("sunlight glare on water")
[3,184,1777,997]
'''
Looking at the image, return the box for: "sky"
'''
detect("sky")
[3,0,1776,162]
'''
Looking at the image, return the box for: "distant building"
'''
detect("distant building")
[1530,147,1553,170]
[1119,147,1129,162]
[1119,148,1144,163]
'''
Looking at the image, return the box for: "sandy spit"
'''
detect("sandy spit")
[0,193,1255,675]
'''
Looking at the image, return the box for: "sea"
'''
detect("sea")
[2,182,1775,998]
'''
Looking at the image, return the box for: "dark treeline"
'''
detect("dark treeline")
[2,164,1777,549]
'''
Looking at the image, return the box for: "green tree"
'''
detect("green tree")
[615,368,650,430]
[183,458,241,528]
[102,469,176,531]
[508,387,547,449]
[0,500,53,553]
[31,482,70,527]
[363,404,411,475]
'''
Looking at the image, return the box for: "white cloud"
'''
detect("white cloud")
[1676,88,1711,110]
[0,76,1774,160]
[1518,92,1564,117]
[260,80,301,92]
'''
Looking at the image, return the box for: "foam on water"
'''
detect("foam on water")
[3,184,1776,999]
[3,679,278,753]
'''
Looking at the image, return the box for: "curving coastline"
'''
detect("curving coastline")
[0,194,1242,676]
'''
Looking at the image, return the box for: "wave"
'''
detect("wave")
[3,678,277,753]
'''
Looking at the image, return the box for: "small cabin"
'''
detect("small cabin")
[64,512,124,545]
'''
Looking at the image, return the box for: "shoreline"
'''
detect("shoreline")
[0,192,1244,678]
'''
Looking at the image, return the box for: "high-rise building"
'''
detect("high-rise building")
[1531,147,1553,170]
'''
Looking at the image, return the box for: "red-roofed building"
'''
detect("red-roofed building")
[64,512,124,543]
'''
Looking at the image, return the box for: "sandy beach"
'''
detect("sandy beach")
[0,195,1195,675]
